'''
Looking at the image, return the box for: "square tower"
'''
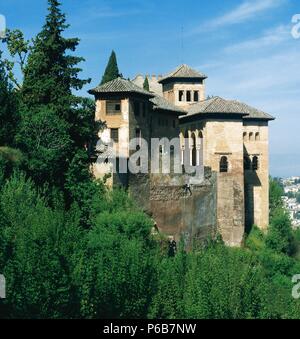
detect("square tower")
[158,64,207,109]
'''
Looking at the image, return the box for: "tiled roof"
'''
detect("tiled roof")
[182,96,275,120]
[150,95,187,115]
[159,64,207,83]
[88,77,154,97]
[233,100,275,120]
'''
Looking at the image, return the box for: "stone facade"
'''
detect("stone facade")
[243,121,270,231]
[89,64,274,247]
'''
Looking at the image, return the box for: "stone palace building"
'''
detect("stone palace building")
[88,64,275,247]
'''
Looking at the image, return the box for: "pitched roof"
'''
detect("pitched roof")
[232,100,275,121]
[150,95,187,115]
[158,64,207,83]
[88,77,154,97]
[182,96,275,121]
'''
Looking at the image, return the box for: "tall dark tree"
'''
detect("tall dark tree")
[16,0,98,193]
[100,50,120,85]
[143,76,150,91]
[0,52,18,146]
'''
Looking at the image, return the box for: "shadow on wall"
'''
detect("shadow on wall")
[244,146,262,234]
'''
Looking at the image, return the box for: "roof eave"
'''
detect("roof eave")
[180,112,248,121]
[243,116,275,122]
[158,76,207,84]
[88,89,155,99]
[153,107,187,116]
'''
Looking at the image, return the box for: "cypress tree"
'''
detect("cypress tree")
[143,76,150,91]
[100,50,120,85]
[17,0,97,192]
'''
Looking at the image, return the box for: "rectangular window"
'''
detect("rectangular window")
[134,101,140,117]
[186,91,191,102]
[106,100,121,115]
[194,91,199,102]
[179,90,184,102]
[111,128,119,143]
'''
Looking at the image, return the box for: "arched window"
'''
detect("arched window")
[243,132,247,141]
[194,91,199,102]
[191,133,197,166]
[252,156,259,171]
[186,91,191,102]
[179,90,184,102]
[249,132,254,141]
[255,132,260,141]
[220,156,228,173]
[244,156,251,170]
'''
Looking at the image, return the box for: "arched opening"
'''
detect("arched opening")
[243,132,247,141]
[184,130,189,167]
[191,133,197,166]
[249,132,254,141]
[255,132,260,141]
[220,156,228,173]
[159,145,163,172]
[194,91,199,102]
[252,156,259,171]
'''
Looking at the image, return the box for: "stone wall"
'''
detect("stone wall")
[243,121,269,230]
[129,168,218,249]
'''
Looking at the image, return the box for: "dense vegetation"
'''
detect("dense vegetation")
[1,0,300,319]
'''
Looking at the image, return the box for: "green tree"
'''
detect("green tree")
[266,208,293,255]
[15,0,98,196]
[100,50,120,85]
[0,52,19,146]
[143,76,150,91]
[2,29,30,89]
[75,200,156,318]
[0,173,83,318]
[269,177,284,216]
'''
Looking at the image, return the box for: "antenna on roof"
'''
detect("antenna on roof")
[180,25,184,64]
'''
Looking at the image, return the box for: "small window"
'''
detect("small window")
[255,132,260,141]
[106,100,121,115]
[194,91,199,102]
[111,128,119,143]
[220,156,228,173]
[249,132,254,141]
[243,132,247,141]
[179,90,184,102]
[186,91,191,102]
[244,156,251,170]
[134,102,140,117]
[252,156,259,171]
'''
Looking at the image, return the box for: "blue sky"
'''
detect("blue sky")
[1,0,300,177]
